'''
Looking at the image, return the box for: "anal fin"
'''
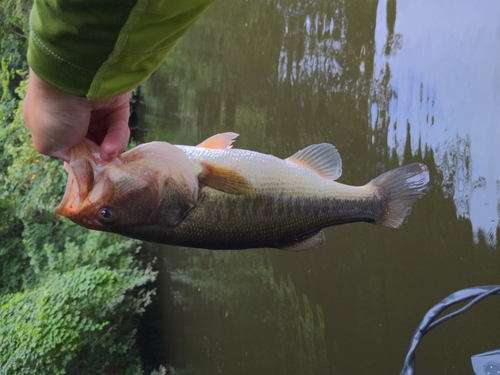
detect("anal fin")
[279,231,325,251]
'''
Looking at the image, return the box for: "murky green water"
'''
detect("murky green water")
[136,1,500,374]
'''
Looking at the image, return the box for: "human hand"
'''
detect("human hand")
[23,69,131,162]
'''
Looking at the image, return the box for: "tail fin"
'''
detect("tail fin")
[369,163,430,228]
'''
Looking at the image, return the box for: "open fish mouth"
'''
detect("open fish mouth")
[54,140,102,219]
[54,158,93,218]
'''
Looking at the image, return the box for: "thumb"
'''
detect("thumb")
[98,117,131,161]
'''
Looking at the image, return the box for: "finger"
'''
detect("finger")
[23,69,91,158]
[87,116,107,145]
[88,92,132,161]
[99,120,130,161]
[52,149,72,163]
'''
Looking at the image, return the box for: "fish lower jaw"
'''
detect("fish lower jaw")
[70,217,106,231]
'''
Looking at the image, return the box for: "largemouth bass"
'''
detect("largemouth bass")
[55,133,429,251]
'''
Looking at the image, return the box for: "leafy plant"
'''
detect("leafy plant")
[0,45,156,375]
[0,265,151,375]
[0,0,31,71]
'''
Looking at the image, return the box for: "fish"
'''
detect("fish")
[54,132,430,251]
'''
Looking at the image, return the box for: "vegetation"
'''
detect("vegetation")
[0,3,159,374]
[0,0,31,72]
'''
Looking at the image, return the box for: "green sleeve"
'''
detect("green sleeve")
[27,0,215,101]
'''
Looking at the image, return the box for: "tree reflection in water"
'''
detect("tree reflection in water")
[149,249,329,375]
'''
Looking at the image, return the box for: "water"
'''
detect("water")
[135,1,500,374]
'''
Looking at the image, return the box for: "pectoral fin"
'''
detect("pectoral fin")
[279,231,325,251]
[286,143,342,180]
[197,132,239,149]
[198,162,252,195]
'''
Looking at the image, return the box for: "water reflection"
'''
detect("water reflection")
[135,0,500,373]
[370,0,500,245]
[146,250,329,375]
[277,1,347,92]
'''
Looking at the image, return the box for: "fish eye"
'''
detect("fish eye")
[98,208,115,223]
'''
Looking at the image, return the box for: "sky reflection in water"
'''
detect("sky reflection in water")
[371,0,500,245]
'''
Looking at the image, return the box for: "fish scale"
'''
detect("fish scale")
[161,166,418,249]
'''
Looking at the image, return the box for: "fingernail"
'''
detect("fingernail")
[100,150,115,162]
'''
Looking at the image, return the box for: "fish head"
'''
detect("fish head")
[55,139,199,238]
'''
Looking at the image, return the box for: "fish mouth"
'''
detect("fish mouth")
[54,158,94,219]
[54,179,78,217]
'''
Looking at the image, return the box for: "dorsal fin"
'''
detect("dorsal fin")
[198,162,252,195]
[285,143,342,180]
[197,132,239,149]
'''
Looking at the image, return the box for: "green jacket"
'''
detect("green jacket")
[28,0,215,101]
